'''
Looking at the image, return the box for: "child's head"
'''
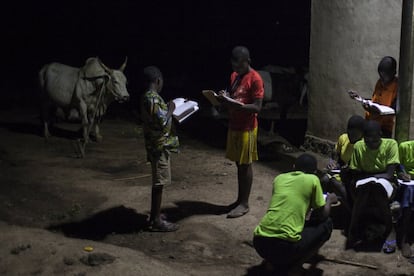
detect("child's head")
[378,56,397,85]
[363,120,382,150]
[294,153,317,174]
[231,45,251,74]
[347,115,365,144]
[143,66,163,92]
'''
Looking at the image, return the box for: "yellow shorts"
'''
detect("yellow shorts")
[149,151,171,186]
[226,127,258,165]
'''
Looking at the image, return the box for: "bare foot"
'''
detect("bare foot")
[227,204,249,218]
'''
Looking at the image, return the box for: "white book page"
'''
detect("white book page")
[347,91,395,115]
[172,98,199,123]
[356,177,378,186]
[365,100,395,115]
[398,179,414,186]
[173,99,198,117]
[356,177,393,198]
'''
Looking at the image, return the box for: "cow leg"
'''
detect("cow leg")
[43,122,51,139]
[79,101,89,142]
[93,123,103,142]
[92,104,104,142]
[87,105,101,142]
[41,100,51,140]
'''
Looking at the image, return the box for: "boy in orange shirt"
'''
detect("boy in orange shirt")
[350,56,398,138]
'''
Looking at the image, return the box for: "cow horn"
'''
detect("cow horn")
[98,58,112,73]
[119,57,128,72]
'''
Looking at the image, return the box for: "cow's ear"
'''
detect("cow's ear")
[82,57,107,79]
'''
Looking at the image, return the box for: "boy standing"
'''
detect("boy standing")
[218,46,264,218]
[349,56,398,138]
[140,66,179,232]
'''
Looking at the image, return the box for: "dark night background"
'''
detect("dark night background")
[1,0,311,115]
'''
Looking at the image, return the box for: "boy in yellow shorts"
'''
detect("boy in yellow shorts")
[218,46,264,218]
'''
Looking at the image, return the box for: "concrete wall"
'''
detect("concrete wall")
[307,0,402,142]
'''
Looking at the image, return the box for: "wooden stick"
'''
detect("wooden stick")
[322,256,378,270]
[114,174,151,181]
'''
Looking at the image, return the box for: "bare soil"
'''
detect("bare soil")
[0,107,413,276]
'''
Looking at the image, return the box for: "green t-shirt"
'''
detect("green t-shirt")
[349,138,399,173]
[336,133,354,165]
[254,171,326,242]
[399,141,414,177]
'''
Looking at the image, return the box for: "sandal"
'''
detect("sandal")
[147,219,179,232]
[382,239,396,254]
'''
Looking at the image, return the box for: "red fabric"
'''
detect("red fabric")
[228,69,264,131]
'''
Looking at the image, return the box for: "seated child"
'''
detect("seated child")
[397,141,414,258]
[345,120,399,252]
[324,115,365,206]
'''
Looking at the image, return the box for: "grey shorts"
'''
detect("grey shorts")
[149,151,171,187]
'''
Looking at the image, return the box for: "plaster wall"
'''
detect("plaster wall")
[308,0,402,141]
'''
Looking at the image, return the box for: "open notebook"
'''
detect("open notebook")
[202,90,243,107]
[348,90,395,115]
[172,98,199,123]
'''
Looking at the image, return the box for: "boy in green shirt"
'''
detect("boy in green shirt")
[323,115,365,210]
[346,120,399,251]
[253,154,337,275]
[397,141,414,258]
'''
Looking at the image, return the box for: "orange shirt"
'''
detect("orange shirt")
[365,77,398,133]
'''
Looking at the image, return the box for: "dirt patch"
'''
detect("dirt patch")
[0,107,413,275]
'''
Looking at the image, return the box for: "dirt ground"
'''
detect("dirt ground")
[0,107,413,276]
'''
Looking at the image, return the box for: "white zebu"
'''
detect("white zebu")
[39,57,129,143]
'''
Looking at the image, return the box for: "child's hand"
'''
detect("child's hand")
[326,193,338,205]
[327,159,339,170]
[217,90,229,97]
[167,101,176,113]
[348,90,359,99]
[398,171,411,182]
[362,103,379,114]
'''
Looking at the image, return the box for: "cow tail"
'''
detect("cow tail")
[38,65,50,126]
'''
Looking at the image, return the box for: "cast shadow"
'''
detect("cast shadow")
[0,121,81,140]
[46,205,148,241]
[346,239,384,252]
[0,121,43,137]
[47,125,82,140]
[161,200,232,222]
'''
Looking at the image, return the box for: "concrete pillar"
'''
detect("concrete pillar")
[307,0,402,145]
[395,0,414,142]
